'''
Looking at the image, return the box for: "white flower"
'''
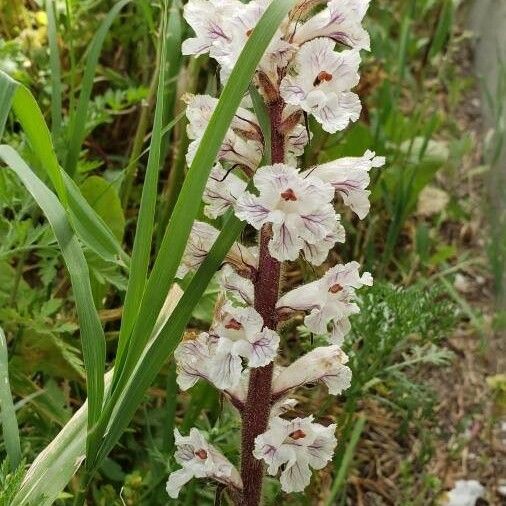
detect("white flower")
[181,0,240,58]
[280,38,362,133]
[211,0,271,80]
[185,94,263,170]
[174,332,217,391]
[174,303,280,392]
[203,164,248,219]
[177,221,257,278]
[182,0,290,83]
[272,345,352,398]
[282,106,311,162]
[210,303,280,389]
[257,37,296,89]
[220,264,255,306]
[166,428,242,498]
[292,0,371,50]
[276,261,372,344]
[444,480,485,506]
[301,219,345,266]
[303,150,385,219]
[235,164,340,262]
[253,415,337,493]
[186,94,261,140]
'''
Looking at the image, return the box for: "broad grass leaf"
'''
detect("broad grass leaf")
[79,176,125,242]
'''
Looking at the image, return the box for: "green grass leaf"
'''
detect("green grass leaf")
[0,327,22,471]
[64,172,130,266]
[113,4,169,383]
[0,70,67,205]
[0,146,106,452]
[0,71,17,139]
[79,175,125,242]
[45,0,63,139]
[326,416,366,505]
[11,373,113,506]
[64,0,131,176]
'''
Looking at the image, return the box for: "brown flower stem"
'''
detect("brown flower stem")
[239,98,284,506]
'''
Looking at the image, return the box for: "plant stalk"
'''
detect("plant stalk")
[239,98,284,506]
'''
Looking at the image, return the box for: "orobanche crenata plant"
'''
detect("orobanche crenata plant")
[167,0,384,503]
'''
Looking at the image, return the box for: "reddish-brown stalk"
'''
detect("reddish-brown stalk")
[239,97,285,506]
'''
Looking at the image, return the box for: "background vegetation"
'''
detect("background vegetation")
[0,0,503,504]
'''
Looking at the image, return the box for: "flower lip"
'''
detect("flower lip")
[280,188,298,201]
[313,70,333,86]
[225,318,243,330]
[288,429,306,440]
[328,283,343,293]
[195,449,208,460]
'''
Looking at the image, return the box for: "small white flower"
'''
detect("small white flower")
[211,0,271,79]
[292,0,371,50]
[304,150,385,219]
[271,397,299,417]
[174,303,278,392]
[444,480,485,506]
[174,332,216,391]
[166,427,242,498]
[273,345,352,398]
[285,124,310,162]
[181,0,240,58]
[203,164,248,219]
[257,37,297,89]
[210,303,280,389]
[282,105,311,162]
[301,219,345,266]
[183,0,290,84]
[185,94,263,170]
[280,38,362,133]
[186,94,261,140]
[276,261,372,344]
[235,164,339,262]
[220,264,255,306]
[253,415,337,493]
[177,221,257,278]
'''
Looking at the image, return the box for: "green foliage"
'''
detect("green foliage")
[346,282,456,396]
[79,176,125,242]
[0,327,21,471]
[0,459,26,505]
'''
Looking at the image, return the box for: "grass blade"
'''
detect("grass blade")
[249,84,272,165]
[0,326,22,471]
[160,0,183,162]
[45,0,63,139]
[0,71,17,139]
[11,373,113,506]
[12,267,184,505]
[64,172,130,266]
[0,146,105,451]
[112,0,297,398]
[64,0,131,176]
[0,71,67,205]
[428,0,453,60]
[325,416,366,506]
[114,4,169,378]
